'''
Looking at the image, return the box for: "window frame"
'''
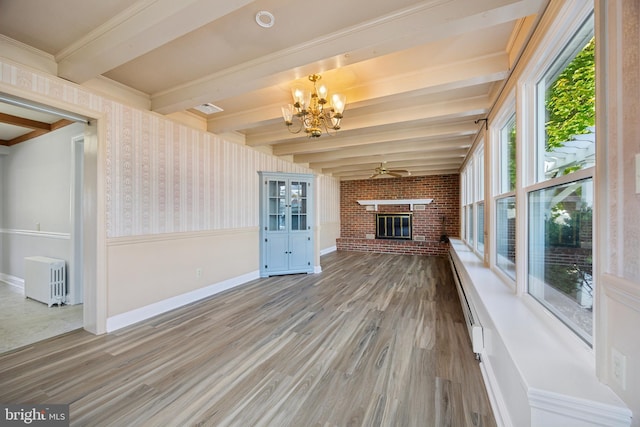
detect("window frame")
[518,9,596,345]
[461,140,485,257]
[490,96,517,287]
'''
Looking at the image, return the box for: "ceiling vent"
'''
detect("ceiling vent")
[193,103,223,115]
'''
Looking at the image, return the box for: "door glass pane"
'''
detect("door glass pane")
[268,180,286,231]
[290,181,307,231]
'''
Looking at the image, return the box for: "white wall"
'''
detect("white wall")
[0,122,84,280]
[318,174,340,252]
[596,1,640,423]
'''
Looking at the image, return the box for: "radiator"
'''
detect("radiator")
[24,256,66,307]
[448,252,484,356]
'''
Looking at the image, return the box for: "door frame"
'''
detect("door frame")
[69,134,84,306]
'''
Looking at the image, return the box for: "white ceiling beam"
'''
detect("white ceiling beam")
[294,136,472,164]
[339,168,461,181]
[272,122,478,156]
[322,157,467,175]
[57,0,253,83]
[334,163,463,177]
[309,148,469,170]
[343,53,509,108]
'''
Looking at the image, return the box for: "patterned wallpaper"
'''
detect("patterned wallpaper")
[317,174,341,224]
[104,102,311,237]
[0,58,339,239]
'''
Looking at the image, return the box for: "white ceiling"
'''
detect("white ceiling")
[0,0,549,179]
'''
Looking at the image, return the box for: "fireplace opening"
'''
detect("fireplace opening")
[376,213,412,240]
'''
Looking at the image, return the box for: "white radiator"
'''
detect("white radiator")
[24,256,66,307]
[449,252,484,356]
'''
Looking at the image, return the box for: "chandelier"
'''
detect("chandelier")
[281,74,346,137]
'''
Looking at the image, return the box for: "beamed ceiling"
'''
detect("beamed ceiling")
[0,0,549,179]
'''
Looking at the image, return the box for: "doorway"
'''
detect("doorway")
[0,96,97,352]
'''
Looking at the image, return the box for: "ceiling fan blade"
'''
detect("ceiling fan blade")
[369,162,409,179]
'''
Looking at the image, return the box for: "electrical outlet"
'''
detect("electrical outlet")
[612,348,627,390]
[196,268,202,279]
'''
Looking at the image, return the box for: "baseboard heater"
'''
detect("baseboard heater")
[448,252,484,356]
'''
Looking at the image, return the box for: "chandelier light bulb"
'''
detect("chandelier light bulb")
[291,87,306,110]
[331,93,346,115]
[317,84,328,102]
[281,105,294,124]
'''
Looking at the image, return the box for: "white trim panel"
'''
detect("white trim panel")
[320,245,337,256]
[0,273,24,290]
[0,229,70,240]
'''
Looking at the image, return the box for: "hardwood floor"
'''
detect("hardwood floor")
[0,251,496,427]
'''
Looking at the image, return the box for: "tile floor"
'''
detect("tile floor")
[0,281,83,354]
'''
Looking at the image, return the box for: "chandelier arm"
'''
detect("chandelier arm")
[285,118,305,134]
[317,114,338,137]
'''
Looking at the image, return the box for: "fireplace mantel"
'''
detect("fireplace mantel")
[357,199,433,211]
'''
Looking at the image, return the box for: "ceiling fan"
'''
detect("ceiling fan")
[369,162,411,179]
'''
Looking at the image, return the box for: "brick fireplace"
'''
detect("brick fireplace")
[337,174,460,256]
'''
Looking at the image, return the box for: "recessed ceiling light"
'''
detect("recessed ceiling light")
[193,103,223,115]
[255,11,275,28]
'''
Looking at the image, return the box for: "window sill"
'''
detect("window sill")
[448,239,631,427]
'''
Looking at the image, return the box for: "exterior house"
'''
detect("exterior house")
[0,1,638,425]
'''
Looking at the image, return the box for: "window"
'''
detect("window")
[528,178,593,342]
[494,112,516,280]
[527,15,595,344]
[496,196,516,279]
[535,27,595,183]
[475,146,485,254]
[477,201,485,254]
[499,114,517,193]
[467,204,474,246]
[461,142,484,255]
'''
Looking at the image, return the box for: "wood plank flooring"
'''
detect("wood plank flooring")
[0,251,496,426]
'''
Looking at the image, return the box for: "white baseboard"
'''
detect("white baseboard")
[0,273,24,290]
[106,270,260,332]
[320,245,337,256]
[479,359,512,427]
